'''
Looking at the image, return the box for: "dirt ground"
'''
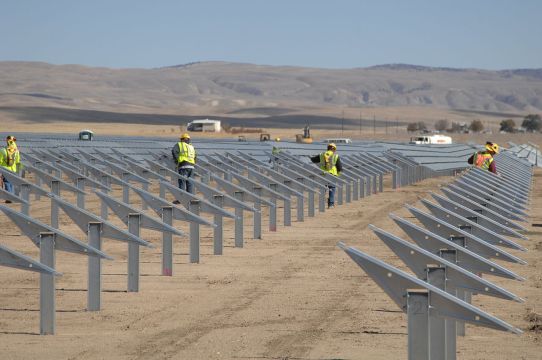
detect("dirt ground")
[0,159,540,359]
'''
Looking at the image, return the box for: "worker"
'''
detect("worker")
[468,142,499,174]
[171,133,196,197]
[310,143,342,208]
[0,135,21,202]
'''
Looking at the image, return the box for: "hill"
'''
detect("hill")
[0,61,540,126]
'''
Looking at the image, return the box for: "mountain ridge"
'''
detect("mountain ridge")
[1,61,541,117]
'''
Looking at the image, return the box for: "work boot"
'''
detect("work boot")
[327,203,335,209]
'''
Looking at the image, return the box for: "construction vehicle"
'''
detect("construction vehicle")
[295,124,313,144]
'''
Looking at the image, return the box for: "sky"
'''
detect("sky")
[1,0,541,70]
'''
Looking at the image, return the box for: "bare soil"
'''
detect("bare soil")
[0,162,540,359]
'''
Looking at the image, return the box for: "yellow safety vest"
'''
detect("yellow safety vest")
[319,151,339,176]
[473,152,493,171]
[177,142,196,164]
[0,146,20,172]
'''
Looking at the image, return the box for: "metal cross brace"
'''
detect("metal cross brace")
[24,163,87,195]
[370,225,523,302]
[0,243,61,275]
[159,181,236,219]
[0,204,112,259]
[419,199,526,251]
[405,205,527,265]
[0,167,50,196]
[94,190,187,236]
[54,162,111,192]
[445,183,527,223]
[210,173,279,207]
[390,214,524,281]
[462,172,529,206]
[440,186,527,232]
[337,242,522,334]
[50,194,153,246]
[0,188,28,204]
[23,152,62,177]
[469,167,530,199]
[429,192,527,239]
[453,179,528,218]
[129,185,216,226]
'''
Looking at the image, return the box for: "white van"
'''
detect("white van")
[324,138,352,144]
[409,135,452,145]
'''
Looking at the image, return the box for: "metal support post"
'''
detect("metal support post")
[142,182,149,210]
[127,214,140,292]
[360,179,366,198]
[308,191,315,217]
[189,200,200,263]
[76,177,85,209]
[122,174,130,204]
[379,174,384,193]
[39,232,56,335]
[213,195,224,254]
[162,206,173,276]
[426,266,448,360]
[345,181,351,203]
[439,250,458,360]
[234,191,244,248]
[280,180,292,225]
[253,187,262,239]
[338,184,344,205]
[319,186,326,212]
[50,181,60,228]
[35,176,42,200]
[296,193,304,222]
[352,179,359,201]
[87,222,102,311]
[269,184,278,231]
[392,170,398,190]
[101,176,109,220]
[407,290,429,360]
[159,181,166,199]
[20,183,30,215]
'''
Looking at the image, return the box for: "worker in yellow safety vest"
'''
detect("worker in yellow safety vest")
[0,135,21,202]
[171,133,196,197]
[468,142,498,174]
[310,143,342,208]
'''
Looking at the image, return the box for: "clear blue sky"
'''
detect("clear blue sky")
[1,0,540,70]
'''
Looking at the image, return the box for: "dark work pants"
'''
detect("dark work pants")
[177,167,194,194]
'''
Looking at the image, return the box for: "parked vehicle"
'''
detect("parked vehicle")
[78,130,94,141]
[409,135,452,145]
[323,138,352,144]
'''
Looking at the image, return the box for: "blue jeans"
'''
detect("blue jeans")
[328,184,336,206]
[177,168,194,194]
[3,176,14,193]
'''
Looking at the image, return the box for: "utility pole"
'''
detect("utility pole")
[359,111,361,135]
[341,109,344,136]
